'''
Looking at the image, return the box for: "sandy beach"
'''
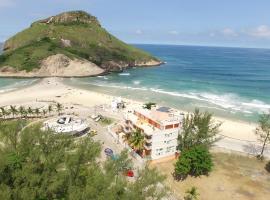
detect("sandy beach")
[0,77,268,157]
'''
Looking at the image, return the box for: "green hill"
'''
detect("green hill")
[0,11,161,77]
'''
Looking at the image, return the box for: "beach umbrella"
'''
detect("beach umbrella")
[104,148,113,156]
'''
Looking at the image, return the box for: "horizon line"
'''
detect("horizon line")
[1,40,270,51]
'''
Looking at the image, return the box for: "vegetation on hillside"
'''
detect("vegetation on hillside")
[0,11,157,72]
[0,120,167,199]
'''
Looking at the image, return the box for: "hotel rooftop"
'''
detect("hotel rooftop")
[125,106,184,136]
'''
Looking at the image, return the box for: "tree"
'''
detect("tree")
[34,108,40,117]
[178,109,221,151]
[174,145,213,180]
[56,103,63,116]
[18,106,26,118]
[129,129,145,154]
[27,107,33,118]
[143,102,156,110]
[9,105,18,118]
[42,109,47,117]
[184,187,199,200]
[265,161,270,173]
[48,104,53,116]
[0,120,167,200]
[255,112,270,159]
[0,107,8,119]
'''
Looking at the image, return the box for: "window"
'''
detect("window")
[165,124,174,129]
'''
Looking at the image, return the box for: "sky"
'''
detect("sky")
[1,0,270,48]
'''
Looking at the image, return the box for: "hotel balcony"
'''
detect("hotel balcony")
[144,142,152,150]
[145,135,152,143]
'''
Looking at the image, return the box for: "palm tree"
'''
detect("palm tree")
[129,129,145,154]
[48,104,53,116]
[184,187,199,200]
[0,107,8,119]
[123,132,132,144]
[27,107,33,118]
[42,109,47,117]
[10,105,18,118]
[18,106,26,118]
[34,108,41,118]
[56,103,63,116]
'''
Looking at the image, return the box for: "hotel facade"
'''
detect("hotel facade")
[124,106,184,160]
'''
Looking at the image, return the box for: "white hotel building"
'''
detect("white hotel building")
[124,106,184,160]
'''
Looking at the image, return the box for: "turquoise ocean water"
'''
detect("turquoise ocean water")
[64,45,270,122]
[1,44,270,122]
[0,78,38,94]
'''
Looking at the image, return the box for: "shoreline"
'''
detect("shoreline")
[0,77,268,157]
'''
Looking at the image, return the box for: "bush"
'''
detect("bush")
[174,145,213,180]
[143,102,156,110]
[265,161,270,173]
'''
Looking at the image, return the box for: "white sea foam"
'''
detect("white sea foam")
[71,79,270,115]
[133,80,141,85]
[119,73,130,76]
[0,79,38,94]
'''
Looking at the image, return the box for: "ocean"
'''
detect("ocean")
[1,44,270,122]
[64,44,270,122]
[0,78,38,93]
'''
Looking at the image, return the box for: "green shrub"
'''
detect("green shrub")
[265,161,270,173]
[174,145,213,180]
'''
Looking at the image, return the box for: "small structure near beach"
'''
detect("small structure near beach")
[111,97,125,111]
[43,116,89,136]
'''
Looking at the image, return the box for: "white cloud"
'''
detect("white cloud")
[169,30,179,35]
[135,29,143,35]
[221,28,238,37]
[0,0,15,8]
[249,25,270,38]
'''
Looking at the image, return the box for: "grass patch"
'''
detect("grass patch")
[99,117,113,126]
[151,152,270,200]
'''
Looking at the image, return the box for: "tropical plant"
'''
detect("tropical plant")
[123,132,132,144]
[143,102,156,110]
[48,104,53,115]
[18,106,26,118]
[34,108,40,117]
[255,111,270,159]
[9,105,18,118]
[129,129,145,154]
[56,103,63,116]
[265,161,270,173]
[178,108,221,151]
[0,120,167,200]
[174,145,213,180]
[42,109,47,117]
[184,187,199,200]
[0,107,8,119]
[27,107,33,118]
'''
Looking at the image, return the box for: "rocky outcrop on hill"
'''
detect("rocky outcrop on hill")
[0,54,105,77]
